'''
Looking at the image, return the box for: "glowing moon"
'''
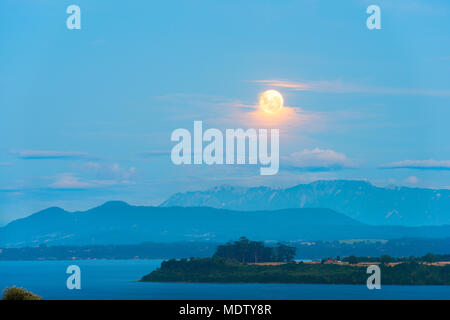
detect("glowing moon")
[259,90,284,114]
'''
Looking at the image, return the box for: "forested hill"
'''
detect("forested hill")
[2,201,450,247]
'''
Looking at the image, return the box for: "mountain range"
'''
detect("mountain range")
[162,180,450,226]
[1,199,450,248]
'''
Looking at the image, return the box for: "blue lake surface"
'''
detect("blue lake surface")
[0,260,449,300]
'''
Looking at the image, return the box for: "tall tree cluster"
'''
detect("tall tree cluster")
[214,237,296,263]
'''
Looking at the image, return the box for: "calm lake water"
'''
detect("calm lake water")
[0,260,449,300]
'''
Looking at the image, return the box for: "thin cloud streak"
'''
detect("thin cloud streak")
[11,150,94,160]
[252,79,450,96]
[380,159,450,170]
[282,148,358,172]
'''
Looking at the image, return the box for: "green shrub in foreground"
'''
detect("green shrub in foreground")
[2,286,42,300]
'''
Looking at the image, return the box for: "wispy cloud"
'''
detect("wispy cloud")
[282,148,358,171]
[48,172,130,190]
[252,79,450,96]
[380,160,450,170]
[1,163,137,192]
[49,173,93,189]
[160,91,324,134]
[404,175,419,185]
[80,162,137,181]
[252,80,311,91]
[11,150,94,160]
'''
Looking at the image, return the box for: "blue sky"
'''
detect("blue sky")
[1,0,450,224]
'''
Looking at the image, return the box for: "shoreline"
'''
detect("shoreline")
[137,280,450,286]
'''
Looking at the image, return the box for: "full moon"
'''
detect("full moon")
[259,90,284,114]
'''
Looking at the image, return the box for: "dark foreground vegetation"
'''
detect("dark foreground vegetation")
[214,237,296,263]
[141,257,450,285]
[342,253,450,265]
[141,237,450,285]
[2,287,42,300]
